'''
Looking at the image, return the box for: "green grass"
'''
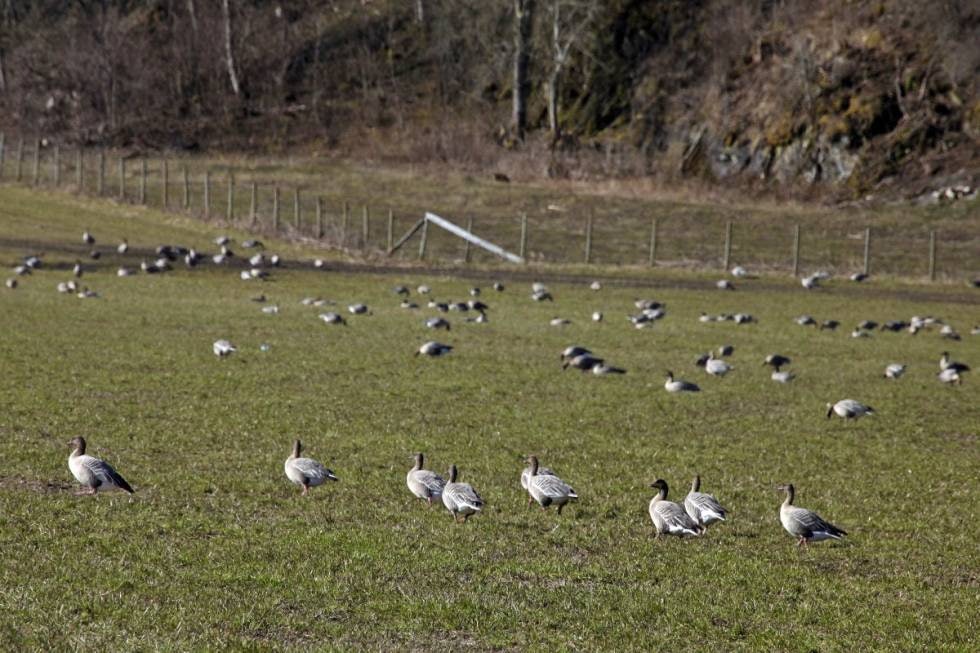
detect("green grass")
[1,187,978,650]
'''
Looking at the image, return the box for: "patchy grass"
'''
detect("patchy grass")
[0,187,978,650]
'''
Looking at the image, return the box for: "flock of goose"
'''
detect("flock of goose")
[12,230,978,548]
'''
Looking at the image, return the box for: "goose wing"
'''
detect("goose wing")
[520,465,554,490]
[81,455,134,493]
[785,506,846,538]
[292,457,338,483]
[411,469,446,496]
[445,482,483,511]
[530,473,576,499]
[654,500,701,535]
[684,491,726,523]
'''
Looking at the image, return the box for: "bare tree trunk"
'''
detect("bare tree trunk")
[221,0,242,96]
[415,0,425,24]
[548,3,561,137]
[0,48,6,93]
[186,0,198,33]
[513,0,535,141]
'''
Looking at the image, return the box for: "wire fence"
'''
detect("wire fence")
[0,134,976,281]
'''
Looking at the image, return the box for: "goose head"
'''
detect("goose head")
[776,483,795,504]
[691,475,701,492]
[413,452,424,470]
[525,455,539,476]
[68,436,87,455]
[649,479,669,499]
[664,371,675,382]
[291,439,302,459]
[825,403,834,418]
[448,464,458,483]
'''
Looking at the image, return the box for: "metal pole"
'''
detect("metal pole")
[53,144,60,186]
[723,220,733,270]
[32,139,40,186]
[928,230,937,281]
[162,160,169,209]
[139,158,147,204]
[75,148,83,191]
[272,186,280,231]
[585,211,594,264]
[203,170,211,219]
[118,157,125,199]
[227,172,235,221]
[649,218,658,266]
[182,165,189,209]
[463,215,473,262]
[316,197,324,238]
[97,150,105,195]
[792,225,801,277]
[418,218,429,260]
[250,182,257,226]
[862,227,871,276]
[519,212,528,260]
[15,137,24,181]
[341,201,349,245]
[387,209,395,251]
[293,188,301,230]
[362,206,369,246]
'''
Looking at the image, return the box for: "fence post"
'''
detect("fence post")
[584,210,594,264]
[227,172,235,221]
[203,170,211,219]
[139,158,147,204]
[249,182,257,226]
[293,188,301,230]
[272,186,280,231]
[0,132,5,179]
[341,201,350,245]
[418,217,429,260]
[32,139,40,186]
[316,197,324,238]
[75,148,83,191]
[928,230,937,281]
[118,157,125,199]
[15,137,24,181]
[181,165,189,209]
[649,218,658,266]
[792,224,801,276]
[97,150,105,195]
[862,227,871,276]
[162,160,169,209]
[519,212,528,260]
[387,209,394,251]
[53,144,60,186]
[722,220,733,270]
[463,215,473,262]
[362,206,369,247]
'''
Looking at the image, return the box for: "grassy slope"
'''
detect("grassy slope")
[0,187,978,650]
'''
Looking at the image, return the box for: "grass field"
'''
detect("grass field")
[1,186,978,650]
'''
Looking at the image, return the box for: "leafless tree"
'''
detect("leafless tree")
[221,0,242,97]
[512,0,535,141]
[546,0,596,139]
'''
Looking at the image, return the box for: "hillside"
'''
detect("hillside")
[0,0,977,199]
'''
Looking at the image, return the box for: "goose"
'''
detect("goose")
[5,278,16,289]
[430,301,449,313]
[117,267,135,277]
[220,245,235,258]
[684,476,727,529]
[592,362,626,375]
[699,313,714,323]
[493,282,505,291]
[449,302,470,313]
[77,288,99,299]
[764,354,791,369]
[716,280,735,291]
[850,329,871,338]
[261,305,279,315]
[521,459,555,493]
[465,313,489,324]
[695,352,711,368]
[703,353,732,377]
[771,365,796,383]
[68,436,134,495]
[467,300,488,313]
[248,253,265,267]
[417,285,431,294]
[857,320,878,331]
[14,265,31,276]
[938,368,962,385]
[248,268,269,280]
[777,484,846,548]
[212,254,227,265]
[649,479,701,537]
[69,261,83,278]
[523,456,577,514]
[561,346,591,363]
[592,311,603,322]
[820,320,840,331]
[318,312,346,325]
[532,282,548,293]
[940,325,961,341]
[939,352,970,374]
[300,297,319,306]
[731,265,749,278]
[733,313,754,324]
[239,270,252,281]
[564,353,602,371]
[665,371,700,393]
[801,274,821,290]
[532,289,554,302]
[348,303,369,315]
[881,321,908,332]
[850,272,868,282]
[590,280,602,291]
[971,326,980,336]
[442,465,484,522]
[57,281,73,294]
[884,363,906,379]
[426,317,451,331]
[24,255,42,269]
[469,287,481,297]
[406,453,446,506]
[393,285,410,296]
[826,399,874,420]
[550,317,571,326]
[82,230,95,245]
[718,345,734,357]
[185,250,202,267]
[795,315,816,326]
[416,341,452,357]
[242,239,264,249]
[313,258,326,269]
[284,439,338,495]
[212,339,237,357]
[400,300,419,309]
[214,235,231,246]
[634,299,663,310]
[252,294,268,303]
[117,239,128,255]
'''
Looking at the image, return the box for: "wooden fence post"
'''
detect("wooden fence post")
[53,144,60,186]
[162,160,169,209]
[362,206,369,247]
[792,224,801,276]
[118,157,125,199]
[649,218,658,266]
[15,137,24,181]
[862,227,871,275]
[463,215,473,262]
[249,182,257,226]
[722,220,733,270]
[418,218,429,260]
[341,201,350,245]
[75,148,83,191]
[139,158,147,204]
[272,186,280,231]
[0,133,5,179]
[519,212,528,260]
[203,169,211,219]
[32,139,40,186]
[584,210,594,264]
[181,165,189,209]
[387,209,395,252]
[928,230,937,281]
[97,150,105,195]
[227,172,235,221]
[316,197,324,238]
[293,188,301,230]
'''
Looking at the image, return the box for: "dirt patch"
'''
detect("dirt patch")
[0,477,73,494]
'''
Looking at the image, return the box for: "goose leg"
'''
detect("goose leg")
[527,496,534,508]
[557,504,564,515]
[301,484,309,496]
